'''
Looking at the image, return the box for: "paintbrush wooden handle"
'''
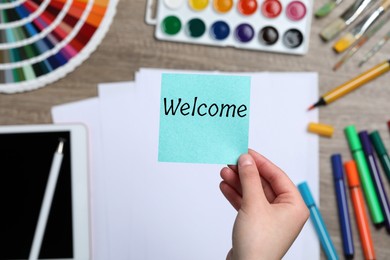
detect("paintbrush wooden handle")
[382,0,390,10]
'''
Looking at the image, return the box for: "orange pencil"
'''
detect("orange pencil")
[345,161,376,260]
[308,59,390,110]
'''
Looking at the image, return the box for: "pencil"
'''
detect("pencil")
[308,59,390,110]
[29,140,65,260]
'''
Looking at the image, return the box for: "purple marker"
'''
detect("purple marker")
[234,23,254,43]
[359,130,390,232]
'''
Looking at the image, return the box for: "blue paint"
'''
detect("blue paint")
[210,21,230,40]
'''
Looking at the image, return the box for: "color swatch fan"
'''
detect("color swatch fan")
[0,0,118,93]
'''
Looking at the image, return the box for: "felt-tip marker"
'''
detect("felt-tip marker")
[344,125,384,224]
[331,154,354,259]
[370,130,390,183]
[345,161,376,260]
[359,131,390,233]
[298,182,339,260]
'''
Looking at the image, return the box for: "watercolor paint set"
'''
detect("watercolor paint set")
[0,0,118,93]
[145,0,313,55]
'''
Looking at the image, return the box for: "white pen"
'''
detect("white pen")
[29,140,65,260]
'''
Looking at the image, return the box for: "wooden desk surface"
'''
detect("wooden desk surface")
[0,0,389,258]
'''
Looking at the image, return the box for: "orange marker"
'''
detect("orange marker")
[344,161,376,260]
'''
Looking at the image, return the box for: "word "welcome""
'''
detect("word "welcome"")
[163,97,248,118]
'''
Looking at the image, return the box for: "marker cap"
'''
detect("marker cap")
[359,130,373,155]
[344,125,361,151]
[370,131,387,156]
[298,182,315,207]
[308,122,334,137]
[331,154,344,180]
[344,160,360,187]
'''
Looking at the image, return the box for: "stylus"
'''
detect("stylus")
[29,140,65,260]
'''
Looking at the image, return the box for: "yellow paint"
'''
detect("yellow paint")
[188,0,209,11]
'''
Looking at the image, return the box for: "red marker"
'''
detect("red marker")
[345,161,376,260]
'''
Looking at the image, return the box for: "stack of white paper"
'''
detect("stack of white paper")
[52,68,319,260]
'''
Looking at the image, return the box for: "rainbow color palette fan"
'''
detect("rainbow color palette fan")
[0,0,118,93]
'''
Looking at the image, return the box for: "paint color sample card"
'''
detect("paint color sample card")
[146,0,313,55]
[0,0,118,94]
[159,73,250,164]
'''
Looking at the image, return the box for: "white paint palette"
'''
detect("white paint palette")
[145,0,313,55]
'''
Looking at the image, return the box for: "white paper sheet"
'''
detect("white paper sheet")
[51,98,109,260]
[51,69,319,260]
[98,69,319,260]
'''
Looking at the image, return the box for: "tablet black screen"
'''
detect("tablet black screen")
[0,131,73,259]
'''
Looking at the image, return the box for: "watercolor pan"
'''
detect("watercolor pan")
[0,0,118,93]
[145,0,313,55]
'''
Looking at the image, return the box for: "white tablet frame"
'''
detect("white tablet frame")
[0,124,90,260]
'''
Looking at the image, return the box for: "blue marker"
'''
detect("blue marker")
[298,182,339,260]
[331,154,354,259]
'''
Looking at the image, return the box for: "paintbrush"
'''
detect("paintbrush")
[320,0,374,41]
[333,12,390,70]
[315,0,344,18]
[334,0,390,53]
[359,29,390,66]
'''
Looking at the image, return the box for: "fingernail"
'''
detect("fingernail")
[239,154,253,167]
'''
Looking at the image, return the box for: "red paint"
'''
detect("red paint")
[261,0,282,18]
[237,0,258,15]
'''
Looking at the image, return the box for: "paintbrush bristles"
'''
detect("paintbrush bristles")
[320,18,346,41]
[334,33,356,52]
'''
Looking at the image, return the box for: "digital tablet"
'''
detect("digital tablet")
[0,124,90,260]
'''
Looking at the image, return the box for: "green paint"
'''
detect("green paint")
[186,18,206,38]
[161,16,181,35]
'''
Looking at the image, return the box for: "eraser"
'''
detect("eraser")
[308,122,334,137]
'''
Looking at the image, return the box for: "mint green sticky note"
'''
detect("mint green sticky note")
[158,73,251,164]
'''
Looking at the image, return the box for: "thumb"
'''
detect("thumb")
[238,154,267,207]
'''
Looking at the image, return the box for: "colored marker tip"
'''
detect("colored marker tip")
[308,104,315,111]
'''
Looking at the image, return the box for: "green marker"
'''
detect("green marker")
[344,125,384,224]
[370,131,390,183]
